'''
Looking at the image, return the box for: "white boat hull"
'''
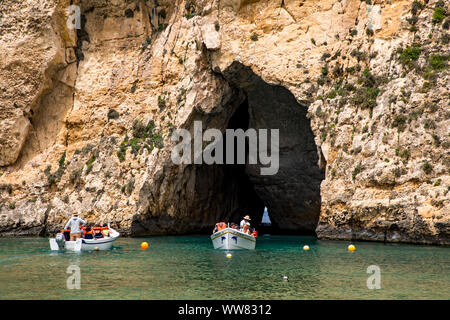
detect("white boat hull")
[211,228,256,250]
[49,228,120,251]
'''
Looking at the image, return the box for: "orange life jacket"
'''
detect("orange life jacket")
[215,222,226,231]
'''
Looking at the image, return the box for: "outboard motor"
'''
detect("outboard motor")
[56,232,65,248]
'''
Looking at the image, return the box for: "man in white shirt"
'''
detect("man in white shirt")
[64,213,87,241]
[240,215,251,234]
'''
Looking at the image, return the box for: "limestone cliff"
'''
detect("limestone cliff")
[0,0,448,244]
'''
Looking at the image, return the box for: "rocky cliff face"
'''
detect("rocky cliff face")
[0,0,448,244]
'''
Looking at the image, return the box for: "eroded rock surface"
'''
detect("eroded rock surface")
[0,0,448,244]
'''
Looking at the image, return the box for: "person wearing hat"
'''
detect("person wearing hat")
[240,215,251,235]
[64,212,87,241]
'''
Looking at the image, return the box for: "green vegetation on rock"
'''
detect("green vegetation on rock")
[399,46,421,66]
[117,120,164,162]
[428,54,448,70]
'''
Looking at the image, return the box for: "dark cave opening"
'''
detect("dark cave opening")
[218,62,325,235]
[221,97,265,230]
[133,62,324,236]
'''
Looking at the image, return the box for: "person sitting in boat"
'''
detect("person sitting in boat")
[230,222,239,230]
[213,222,227,233]
[102,224,110,237]
[64,213,87,241]
[240,215,251,234]
[94,228,103,239]
[83,226,94,239]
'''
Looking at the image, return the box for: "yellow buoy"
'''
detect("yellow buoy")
[141,242,149,250]
[303,245,310,251]
[348,244,356,252]
[226,253,232,258]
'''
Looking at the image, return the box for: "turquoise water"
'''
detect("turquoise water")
[0,235,448,299]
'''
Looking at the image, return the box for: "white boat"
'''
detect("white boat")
[49,227,120,252]
[211,227,256,250]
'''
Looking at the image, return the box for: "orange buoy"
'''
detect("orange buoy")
[141,242,149,250]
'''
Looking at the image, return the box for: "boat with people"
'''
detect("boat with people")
[49,225,119,252]
[211,219,258,250]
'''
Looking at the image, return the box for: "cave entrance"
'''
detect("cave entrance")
[218,62,325,235]
[133,63,324,236]
[222,96,265,228]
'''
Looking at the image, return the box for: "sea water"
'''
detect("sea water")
[0,235,448,299]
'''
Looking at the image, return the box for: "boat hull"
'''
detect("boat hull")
[211,228,256,250]
[50,228,120,251]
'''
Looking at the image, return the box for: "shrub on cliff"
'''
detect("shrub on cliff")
[117,135,129,162]
[394,167,406,178]
[350,50,367,62]
[107,109,119,120]
[44,165,64,186]
[429,54,448,70]
[432,7,445,24]
[431,133,441,147]
[392,115,407,132]
[396,148,411,162]
[117,150,126,162]
[132,121,147,139]
[117,121,163,162]
[59,152,66,168]
[409,25,418,32]
[132,120,157,139]
[69,168,82,185]
[399,46,421,66]
[85,156,96,175]
[352,164,363,181]
[407,15,419,26]
[7,184,12,195]
[422,161,433,174]
[80,144,94,155]
[351,87,379,109]
[349,68,384,110]
[177,88,187,105]
[423,119,436,130]
[184,0,196,19]
[411,1,424,15]
[158,95,166,110]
